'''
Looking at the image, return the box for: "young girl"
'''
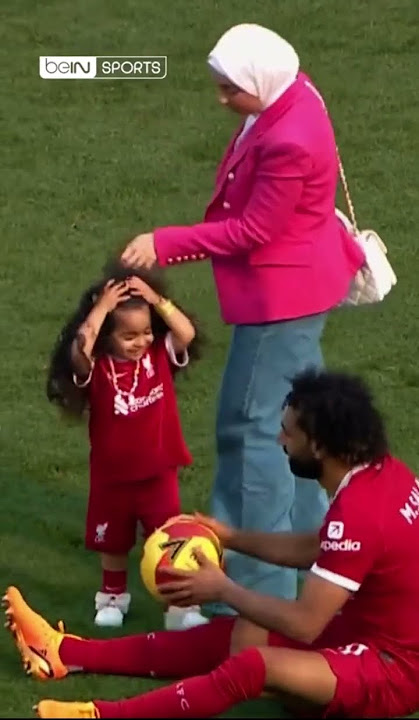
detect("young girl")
[46,262,208,631]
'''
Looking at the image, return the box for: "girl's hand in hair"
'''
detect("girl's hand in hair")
[97,280,132,313]
[127,276,161,305]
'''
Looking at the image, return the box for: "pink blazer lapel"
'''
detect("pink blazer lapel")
[214,123,244,185]
[211,75,304,201]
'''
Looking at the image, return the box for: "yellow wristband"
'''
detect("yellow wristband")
[155,298,176,318]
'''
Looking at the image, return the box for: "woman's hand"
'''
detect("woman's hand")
[121,233,157,269]
[158,549,233,607]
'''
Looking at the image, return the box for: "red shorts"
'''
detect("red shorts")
[269,618,418,718]
[85,468,181,554]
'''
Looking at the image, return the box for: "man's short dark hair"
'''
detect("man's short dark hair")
[286,369,389,465]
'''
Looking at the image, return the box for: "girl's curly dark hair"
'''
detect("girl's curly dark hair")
[46,260,204,418]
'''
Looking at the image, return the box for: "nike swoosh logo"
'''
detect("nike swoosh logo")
[28,645,54,678]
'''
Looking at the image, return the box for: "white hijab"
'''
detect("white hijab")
[207,24,300,111]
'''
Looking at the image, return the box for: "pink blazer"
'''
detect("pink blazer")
[154,73,364,325]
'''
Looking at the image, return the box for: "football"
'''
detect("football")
[140,514,223,600]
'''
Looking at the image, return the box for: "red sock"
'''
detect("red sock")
[60,617,234,677]
[94,647,266,718]
[101,569,127,594]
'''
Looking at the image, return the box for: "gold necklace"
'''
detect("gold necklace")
[108,357,140,415]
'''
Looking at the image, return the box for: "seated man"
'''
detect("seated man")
[5,369,419,719]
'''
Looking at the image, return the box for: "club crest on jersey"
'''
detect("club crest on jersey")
[142,354,155,378]
[327,521,344,539]
[95,522,108,543]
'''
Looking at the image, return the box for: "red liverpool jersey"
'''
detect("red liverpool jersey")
[311,456,419,669]
[77,333,192,484]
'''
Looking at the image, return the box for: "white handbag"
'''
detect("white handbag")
[335,151,397,306]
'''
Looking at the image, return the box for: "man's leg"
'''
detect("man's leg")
[3,587,234,680]
[37,639,410,719]
[264,641,419,719]
[36,645,337,718]
[262,647,336,712]
[10,592,398,720]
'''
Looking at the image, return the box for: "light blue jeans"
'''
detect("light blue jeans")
[208,313,329,615]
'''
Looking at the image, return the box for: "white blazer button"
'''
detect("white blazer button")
[176,256,182,262]
[228,172,234,181]
[183,255,189,261]
[191,254,197,260]
[168,258,173,264]
[223,201,230,210]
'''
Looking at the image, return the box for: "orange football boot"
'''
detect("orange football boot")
[3,586,78,680]
[35,700,100,718]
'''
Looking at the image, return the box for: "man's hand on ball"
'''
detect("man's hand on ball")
[158,549,233,606]
[193,512,236,548]
[121,232,157,269]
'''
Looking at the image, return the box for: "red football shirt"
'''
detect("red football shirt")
[311,455,419,668]
[76,333,192,484]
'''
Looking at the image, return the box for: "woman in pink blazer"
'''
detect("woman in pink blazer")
[122,24,365,621]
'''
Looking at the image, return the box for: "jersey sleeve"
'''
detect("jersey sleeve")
[311,499,381,592]
[164,332,189,368]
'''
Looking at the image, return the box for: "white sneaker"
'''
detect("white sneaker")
[94,591,131,627]
[164,605,209,631]
[95,605,124,627]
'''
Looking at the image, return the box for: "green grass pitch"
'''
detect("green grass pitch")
[0,0,418,716]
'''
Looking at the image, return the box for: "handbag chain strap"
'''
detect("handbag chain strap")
[337,147,359,235]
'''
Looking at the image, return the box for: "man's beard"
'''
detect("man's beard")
[288,455,323,480]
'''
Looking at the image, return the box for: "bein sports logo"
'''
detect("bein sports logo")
[39,56,97,79]
[322,521,361,552]
[39,56,167,80]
